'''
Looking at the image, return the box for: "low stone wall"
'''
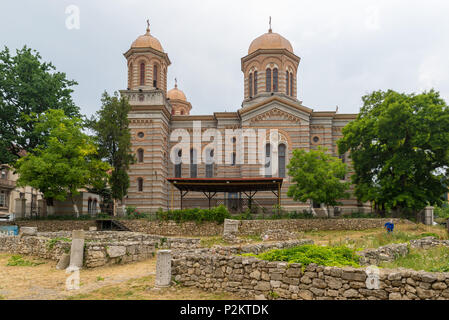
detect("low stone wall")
[1,218,412,237]
[410,237,449,249]
[0,231,201,268]
[172,246,449,300]
[356,243,409,266]
[0,220,96,232]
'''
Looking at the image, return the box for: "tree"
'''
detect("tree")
[286,147,350,216]
[88,91,134,215]
[0,46,79,164]
[14,109,110,217]
[338,89,449,217]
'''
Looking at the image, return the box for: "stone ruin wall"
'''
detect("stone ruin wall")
[0,218,412,236]
[0,231,201,268]
[172,240,449,300]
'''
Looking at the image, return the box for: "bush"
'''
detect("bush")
[243,244,361,268]
[434,205,449,220]
[155,205,231,224]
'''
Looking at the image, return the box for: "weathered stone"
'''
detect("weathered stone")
[343,289,359,298]
[69,230,85,269]
[298,290,313,300]
[250,270,261,280]
[254,281,271,291]
[106,246,126,258]
[432,282,447,290]
[155,250,172,287]
[56,253,70,270]
[312,278,327,289]
[389,292,402,300]
[20,227,37,236]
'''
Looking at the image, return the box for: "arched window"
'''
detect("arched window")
[231,152,236,166]
[137,148,144,163]
[92,199,97,215]
[286,71,289,95]
[190,148,197,178]
[175,149,182,178]
[88,199,92,215]
[206,149,214,178]
[278,144,286,178]
[153,64,158,88]
[254,71,258,95]
[266,68,271,92]
[137,178,143,192]
[249,73,253,97]
[273,68,278,92]
[139,63,145,86]
[290,72,293,96]
[265,143,271,177]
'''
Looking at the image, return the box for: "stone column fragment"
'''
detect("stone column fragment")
[155,250,172,287]
[69,229,85,269]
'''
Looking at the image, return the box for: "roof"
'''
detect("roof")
[167,177,283,193]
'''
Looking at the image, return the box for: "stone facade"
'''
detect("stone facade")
[121,23,369,214]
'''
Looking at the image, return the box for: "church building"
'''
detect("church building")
[121,21,368,215]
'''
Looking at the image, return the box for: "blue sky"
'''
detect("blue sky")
[2,0,448,116]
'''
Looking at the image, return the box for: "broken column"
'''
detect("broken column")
[68,230,85,269]
[155,249,172,287]
[19,227,37,236]
[223,219,240,242]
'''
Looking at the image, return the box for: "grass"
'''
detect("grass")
[6,255,46,267]
[96,276,104,282]
[243,244,361,268]
[380,246,449,272]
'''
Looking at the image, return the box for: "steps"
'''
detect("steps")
[96,219,130,231]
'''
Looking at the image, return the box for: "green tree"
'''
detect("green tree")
[286,147,350,216]
[88,91,134,215]
[14,109,110,217]
[338,89,449,217]
[0,46,79,164]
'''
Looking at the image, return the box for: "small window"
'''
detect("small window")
[140,63,145,86]
[286,71,289,95]
[137,178,143,192]
[249,73,253,97]
[265,143,271,177]
[313,136,320,143]
[232,137,236,144]
[266,68,272,92]
[137,148,144,163]
[254,71,258,95]
[175,149,182,178]
[137,132,144,138]
[1,169,7,180]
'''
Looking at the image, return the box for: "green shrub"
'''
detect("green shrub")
[434,205,449,220]
[243,244,361,268]
[155,205,231,224]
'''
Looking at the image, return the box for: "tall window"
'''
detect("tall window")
[129,63,133,87]
[93,199,97,214]
[190,149,197,178]
[137,178,143,192]
[286,71,289,95]
[137,148,144,163]
[249,73,253,97]
[278,144,286,178]
[139,63,145,86]
[153,64,158,88]
[290,72,293,96]
[266,68,271,92]
[273,68,278,92]
[175,149,182,178]
[205,149,214,178]
[88,199,92,215]
[0,191,6,207]
[231,152,236,166]
[265,143,271,177]
[254,71,258,95]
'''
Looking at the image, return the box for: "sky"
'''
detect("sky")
[1,0,449,116]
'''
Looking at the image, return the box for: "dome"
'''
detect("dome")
[131,26,164,52]
[167,83,187,101]
[248,29,293,54]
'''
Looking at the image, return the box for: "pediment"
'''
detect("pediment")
[240,97,311,125]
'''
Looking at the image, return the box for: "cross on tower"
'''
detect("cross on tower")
[269,16,272,32]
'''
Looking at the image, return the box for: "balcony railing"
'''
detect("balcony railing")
[0,179,16,189]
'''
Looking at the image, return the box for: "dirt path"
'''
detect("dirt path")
[0,254,238,300]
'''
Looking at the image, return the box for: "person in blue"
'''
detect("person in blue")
[384,222,394,233]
